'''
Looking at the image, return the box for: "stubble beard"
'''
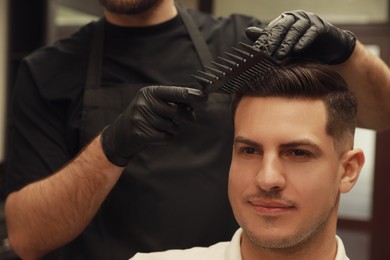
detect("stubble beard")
[243,213,329,250]
[98,0,163,15]
[242,192,339,251]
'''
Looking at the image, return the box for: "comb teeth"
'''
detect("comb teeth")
[217,57,239,67]
[204,65,226,76]
[231,47,253,58]
[196,70,220,81]
[238,42,260,53]
[192,42,277,94]
[224,52,246,62]
[191,74,212,85]
[211,61,232,72]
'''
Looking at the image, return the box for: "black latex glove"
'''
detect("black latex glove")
[101,86,207,167]
[245,10,356,64]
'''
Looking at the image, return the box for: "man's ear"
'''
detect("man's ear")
[339,148,365,193]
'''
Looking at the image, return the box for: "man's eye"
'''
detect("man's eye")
[239,147,257,154]
[286,149,313,161]
[290,150,309,157]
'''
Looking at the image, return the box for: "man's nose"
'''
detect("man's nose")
[255,154,286,192]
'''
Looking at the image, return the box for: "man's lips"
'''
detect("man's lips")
[249,199,295,215]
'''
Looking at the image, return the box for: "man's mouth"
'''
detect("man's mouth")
[249,199,295,215]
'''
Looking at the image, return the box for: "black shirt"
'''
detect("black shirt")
[6,7,261,259]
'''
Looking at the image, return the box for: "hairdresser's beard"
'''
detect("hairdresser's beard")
[98,0,163,15]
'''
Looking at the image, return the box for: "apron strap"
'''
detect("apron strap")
[85,6,213,89]
[176,4,213,69]
[85,18,105,89]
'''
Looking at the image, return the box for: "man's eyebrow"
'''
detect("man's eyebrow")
[279,140,322,153]
[234,137,322,152]
[234,136,261,147]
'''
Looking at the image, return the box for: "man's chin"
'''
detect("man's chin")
[98,0,163,15]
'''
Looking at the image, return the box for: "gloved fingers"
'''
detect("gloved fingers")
[136,114,180,138]
[245,26,263,42]
[255,13,296,56]
[152,99,198,123]
[294,13,326,52]
[276,17,311,59]
[267,14,285,28]
[147,86,206,124]
[101,86,206,166]
[150,86,207,104]
[134,96,197,135]
[294,25,321,53]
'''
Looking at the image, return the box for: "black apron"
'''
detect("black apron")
[76,4,237,260]
[80,5,214,144]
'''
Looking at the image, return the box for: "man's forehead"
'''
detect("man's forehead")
[235,96,329,136]
[236,96,327,116]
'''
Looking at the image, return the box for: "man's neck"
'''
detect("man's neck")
[103,0,177,27]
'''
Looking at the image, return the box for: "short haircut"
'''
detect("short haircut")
[232,62,358,148]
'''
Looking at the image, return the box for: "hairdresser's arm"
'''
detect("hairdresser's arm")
[6,136,123,259]
[6,86,206,259]
[333,41,390,131]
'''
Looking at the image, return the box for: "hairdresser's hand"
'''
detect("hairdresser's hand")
[245,10,356,64]
[101,86,207,167]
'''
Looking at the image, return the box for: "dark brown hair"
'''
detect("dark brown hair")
[232,62,358,145]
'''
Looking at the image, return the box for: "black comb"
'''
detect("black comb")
[192,42,277,94]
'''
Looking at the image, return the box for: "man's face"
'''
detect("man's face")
[98,0,163,14]
[229,96,347,250]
